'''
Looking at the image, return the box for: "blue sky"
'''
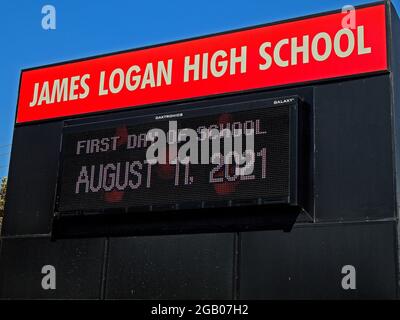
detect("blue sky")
[0,0,398,177]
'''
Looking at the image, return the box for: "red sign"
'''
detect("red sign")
[16,4,388,124]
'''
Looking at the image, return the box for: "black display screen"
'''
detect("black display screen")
[56,97,299,214]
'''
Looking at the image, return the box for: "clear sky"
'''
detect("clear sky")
[0,0,398,177]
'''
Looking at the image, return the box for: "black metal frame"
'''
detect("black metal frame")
[52,95,307,238]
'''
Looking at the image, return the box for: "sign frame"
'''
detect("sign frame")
[53,96,303,217]
[14,1,390,126]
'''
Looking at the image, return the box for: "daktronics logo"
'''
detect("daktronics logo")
[17,4,388,123]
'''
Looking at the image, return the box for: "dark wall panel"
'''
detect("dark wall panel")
[314,75,394,221]
[239,222,397,299]
[389,3,400,288]
[105,233,234,299]
[0,237,105,299]
[2,122,63,236]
